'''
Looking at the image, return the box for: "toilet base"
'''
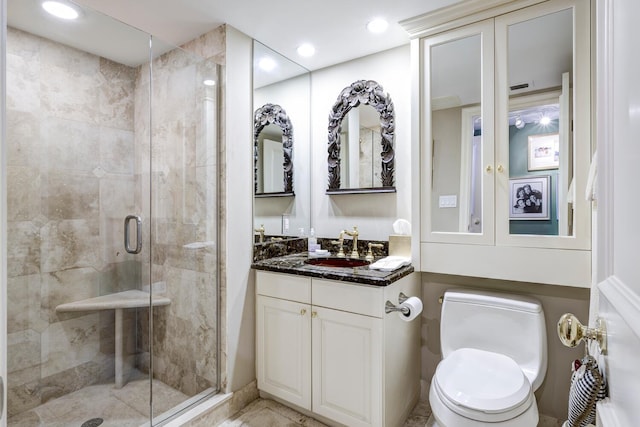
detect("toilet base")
[429,385,539,427]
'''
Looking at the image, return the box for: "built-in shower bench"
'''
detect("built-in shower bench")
[56,290,171,388]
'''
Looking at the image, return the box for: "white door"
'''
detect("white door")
[311,306,382,427]
[593,0,640,425]
[256,295,311,410]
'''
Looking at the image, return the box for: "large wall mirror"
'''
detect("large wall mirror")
[327,80,396,194]
[253,41,310,241]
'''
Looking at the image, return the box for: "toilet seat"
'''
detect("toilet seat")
[433,348,534,423]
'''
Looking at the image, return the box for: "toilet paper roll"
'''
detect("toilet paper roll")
[398,296,423,322]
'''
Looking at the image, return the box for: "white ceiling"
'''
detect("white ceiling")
[9,0,463,70]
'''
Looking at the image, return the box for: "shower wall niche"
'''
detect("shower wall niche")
[5,12,222,423]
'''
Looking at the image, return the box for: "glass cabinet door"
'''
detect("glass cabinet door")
[494,0,591,250]
[421,19,495,245]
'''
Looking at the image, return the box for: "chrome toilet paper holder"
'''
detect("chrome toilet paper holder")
[385,292,410,314]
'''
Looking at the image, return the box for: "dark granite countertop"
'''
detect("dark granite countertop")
[252,253,414,287]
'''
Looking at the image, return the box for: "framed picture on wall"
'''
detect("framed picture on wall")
[528,133,559,171]
[509,176,550,220]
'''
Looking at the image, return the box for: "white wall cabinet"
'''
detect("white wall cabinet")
[406,0,593,287]
[255,270,420,427]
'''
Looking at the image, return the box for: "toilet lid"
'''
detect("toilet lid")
[434,348,532,419]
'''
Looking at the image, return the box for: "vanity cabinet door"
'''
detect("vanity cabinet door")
[256,295,311,410]
[311,306,383,427]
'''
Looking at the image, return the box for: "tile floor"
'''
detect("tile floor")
[7,377,189,427]
[8,384,565,427]
[218,397,565,427]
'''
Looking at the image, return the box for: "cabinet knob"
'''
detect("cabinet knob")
[312,311,318,318]
[485,165,493,173]
[300,309,307,316]
[497,164,504,173]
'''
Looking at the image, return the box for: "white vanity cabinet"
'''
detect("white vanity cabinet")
[255,270,420,427]
[405,0,593,286]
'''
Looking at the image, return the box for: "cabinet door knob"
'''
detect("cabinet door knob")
[497,164,504,173]
[485,165,493,173]
[312,311,318,318]
[300,309,307,316]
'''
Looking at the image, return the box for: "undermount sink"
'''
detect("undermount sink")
[305,257,371,268]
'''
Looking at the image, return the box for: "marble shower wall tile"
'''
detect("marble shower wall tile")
[98,57,137,131]
[6,26,139,418]
[6,166,41,221]
[132,26,225,398]
[7,221,41,278]
[40,313,101,378]
[6,110,42,167]
[40,267,100,323]
[6,274,42,334]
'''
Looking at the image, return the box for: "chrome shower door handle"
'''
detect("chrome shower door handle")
[124,215,142,254]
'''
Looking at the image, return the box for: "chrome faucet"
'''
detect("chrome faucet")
[331,226,359,258]
[254,224,265,243]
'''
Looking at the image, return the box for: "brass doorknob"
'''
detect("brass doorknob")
[497,164,504,173]
[485,165,493,173]
[557,313,607,354]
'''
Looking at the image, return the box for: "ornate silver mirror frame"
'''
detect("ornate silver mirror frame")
[327,79,396,193]
[254,103,294,195]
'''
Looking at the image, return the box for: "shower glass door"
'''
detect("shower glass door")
[4,1,219,425]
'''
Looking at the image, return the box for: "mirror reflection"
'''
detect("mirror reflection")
[254,104,293,196]
[430,34,482,233]
[253,41,310,241]
[507,8,573,237]
[256,123,285,193]
[327,80,396,194]
[338,105,384,189]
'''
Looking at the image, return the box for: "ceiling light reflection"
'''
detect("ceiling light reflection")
[297,43,316,57]
[367,18,389,33]
[258,57,277,72]
[42,1,80,20]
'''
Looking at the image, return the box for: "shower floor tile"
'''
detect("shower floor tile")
[8,376,189,427]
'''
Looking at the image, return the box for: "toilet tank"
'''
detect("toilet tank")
[440,289,547,391]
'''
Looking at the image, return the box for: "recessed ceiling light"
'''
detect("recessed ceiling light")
[203,79,216,86]
[258,57,277,72]
[297,43,315,58]
[42,1,80,20]
[367,18,389,34]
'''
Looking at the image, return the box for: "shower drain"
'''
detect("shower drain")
[81,418,104,427]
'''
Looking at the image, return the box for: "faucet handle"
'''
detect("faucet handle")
[365,243,384,262]
[330,240,345,258]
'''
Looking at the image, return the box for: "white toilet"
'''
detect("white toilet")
[429,290,547,427]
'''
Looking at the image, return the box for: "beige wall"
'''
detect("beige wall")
[310,45,412,242]
[420,274,590,420]
[430,107,462,232]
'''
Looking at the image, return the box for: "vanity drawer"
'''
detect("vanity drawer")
[256,271,311,304]
[312,279,383,318]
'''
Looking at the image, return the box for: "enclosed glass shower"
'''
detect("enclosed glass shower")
[4,1,221,425]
